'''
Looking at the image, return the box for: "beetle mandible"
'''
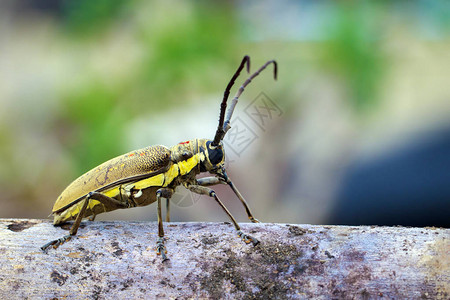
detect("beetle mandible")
[41,56,277,260]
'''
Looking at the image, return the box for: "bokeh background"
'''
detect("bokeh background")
[1,0,449,227]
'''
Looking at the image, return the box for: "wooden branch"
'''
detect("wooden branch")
[0,219,448,299]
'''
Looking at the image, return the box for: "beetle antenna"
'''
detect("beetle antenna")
[212,55,251,147]
[222,59,277,136]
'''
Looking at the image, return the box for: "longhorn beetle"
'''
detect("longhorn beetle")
[42,56,277,261]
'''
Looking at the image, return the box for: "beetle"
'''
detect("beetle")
[41,56,277,260]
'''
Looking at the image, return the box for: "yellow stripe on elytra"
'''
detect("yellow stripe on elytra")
[134,173,165,190]
[55,153,204,224]
[135,153,201,189]
[104,187,120,198]
[56,187,120,223]
[163,164,179,186]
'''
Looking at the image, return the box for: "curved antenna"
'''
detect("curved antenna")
[222,59,277,136]
[212,56,251,147]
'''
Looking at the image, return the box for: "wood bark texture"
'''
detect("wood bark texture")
[0,219,448,299]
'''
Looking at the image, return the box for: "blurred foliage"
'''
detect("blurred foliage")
[321,2,385,113]
[61,81,127,174]
[55,0,238,174]
[0,0,448,224]
[136,1,237,108]
[62,0,131,35]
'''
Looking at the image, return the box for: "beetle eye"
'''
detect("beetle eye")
[206,141,223,165]
[209,149,223,165]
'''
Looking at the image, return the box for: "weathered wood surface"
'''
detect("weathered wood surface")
[0,219,448,299]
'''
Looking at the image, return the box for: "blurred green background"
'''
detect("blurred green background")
[0,0,449,226]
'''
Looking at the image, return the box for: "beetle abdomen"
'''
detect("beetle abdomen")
[52,145,171,213]
[54,191,118,225]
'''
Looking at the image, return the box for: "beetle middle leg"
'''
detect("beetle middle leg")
[156,188,173,261]
[41,192,127,252]
[165,198,170,222]
[187,184,259,246]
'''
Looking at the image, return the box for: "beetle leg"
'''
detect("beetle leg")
[165,199,170,222]
[196,176,224,186]
[40,234,72,253]
[197,176,260,223]
[226,180,260,223]
[42,192,127,252]
[187,184,259,246]
[41,193,90,253]
[156,188,173,261]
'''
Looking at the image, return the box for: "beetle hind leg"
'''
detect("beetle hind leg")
[42,192,127,253]
[41,193,90,253]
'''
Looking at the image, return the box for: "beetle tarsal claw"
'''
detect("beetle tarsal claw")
[250,217,260,223]
[156,237,169,261]
[237,230,260,246]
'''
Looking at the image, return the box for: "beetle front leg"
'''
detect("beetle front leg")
[227,180,260,223]
[187,184,259,246]
[156,188,173,261]
[196,176,226,186]
[197,176,260,223]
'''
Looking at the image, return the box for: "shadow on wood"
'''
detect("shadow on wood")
[0,219,448,299]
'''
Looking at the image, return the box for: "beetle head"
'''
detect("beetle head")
[197,139,225,174]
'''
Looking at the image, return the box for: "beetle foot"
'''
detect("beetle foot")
[249,217,260,223]
[156,237,169,261]
[237,230,260,246]
[41,234,72,253]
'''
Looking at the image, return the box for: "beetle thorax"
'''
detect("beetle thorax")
[170,139,225,174]
[170,139,198,163]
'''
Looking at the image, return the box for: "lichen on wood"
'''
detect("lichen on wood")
[0,219,448,299]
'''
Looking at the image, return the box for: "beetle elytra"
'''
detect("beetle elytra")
[41,56,277,261]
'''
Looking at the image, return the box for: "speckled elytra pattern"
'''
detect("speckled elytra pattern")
[52,145,171,212]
